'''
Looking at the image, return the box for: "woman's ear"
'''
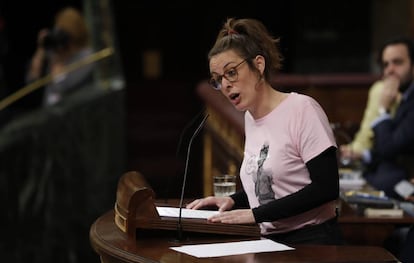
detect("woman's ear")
[254,55,265,75]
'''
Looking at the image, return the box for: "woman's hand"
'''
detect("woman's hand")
[208,209,255,224]
[186,197,255,224]
[186,196,235,212]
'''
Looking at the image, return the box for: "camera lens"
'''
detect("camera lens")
[42,29,70,50]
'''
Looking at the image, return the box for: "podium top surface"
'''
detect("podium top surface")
[90,210,398,263]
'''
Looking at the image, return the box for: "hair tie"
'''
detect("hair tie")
[228,29,238,35]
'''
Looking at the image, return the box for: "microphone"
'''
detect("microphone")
[163,107,207,200]
[176,112,209,242]
[175,107,208,161]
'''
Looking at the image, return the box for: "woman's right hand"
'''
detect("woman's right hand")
[186,196,235,212]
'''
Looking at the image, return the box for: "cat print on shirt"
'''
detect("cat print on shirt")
[254,143,275,205]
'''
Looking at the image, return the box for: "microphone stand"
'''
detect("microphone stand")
[175,113,209,242]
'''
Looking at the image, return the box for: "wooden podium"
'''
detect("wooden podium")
[90,210,399,263]
[90,171,399,262]
[113,171,261,239]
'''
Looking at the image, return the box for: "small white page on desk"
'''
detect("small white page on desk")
[156,206,219,219]
[170,239,294,258]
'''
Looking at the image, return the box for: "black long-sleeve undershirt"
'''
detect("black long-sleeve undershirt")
[230,146,339,223]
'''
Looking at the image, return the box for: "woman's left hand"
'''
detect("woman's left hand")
[186,196,234,211]
[208,209,255,224]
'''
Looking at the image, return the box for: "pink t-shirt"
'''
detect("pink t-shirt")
[240,92,337,235]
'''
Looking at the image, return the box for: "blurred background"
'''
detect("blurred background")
[1,0,413,262]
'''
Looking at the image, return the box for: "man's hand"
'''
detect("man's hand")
[408,179,414,202]
[381,76,400,110]
[339,144,362,162]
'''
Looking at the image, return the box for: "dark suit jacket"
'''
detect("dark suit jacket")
[399,225,414,262]
[365,86,414,198]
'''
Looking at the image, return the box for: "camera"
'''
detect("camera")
[42,29,71,50]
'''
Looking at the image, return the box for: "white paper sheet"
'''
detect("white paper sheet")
[156,206,219,219]
[170,239,294,258]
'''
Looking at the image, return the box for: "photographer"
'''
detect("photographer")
[26,6,94,107]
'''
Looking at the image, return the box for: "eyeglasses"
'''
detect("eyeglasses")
[209,59,247,90]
